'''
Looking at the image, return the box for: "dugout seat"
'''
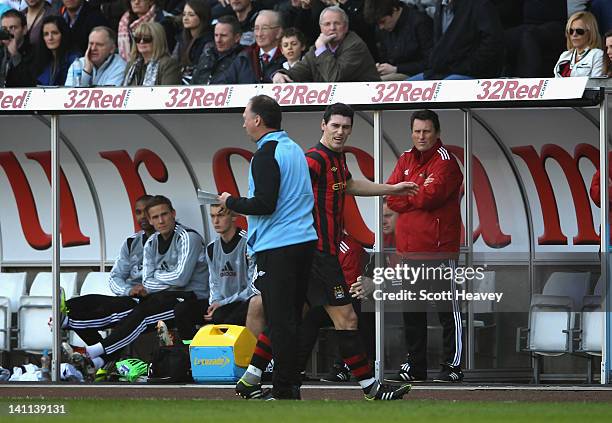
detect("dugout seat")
[0,272,27,352]
[17,272,78,352]
[516,271,591,383]
[79,272,113,296]
[69,272,113,347]
[461,271,500,366]
[573,277,604,383]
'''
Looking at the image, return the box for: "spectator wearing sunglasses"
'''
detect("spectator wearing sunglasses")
[123,21,180,85]
[117,0,178,62]
[554,11,604,77]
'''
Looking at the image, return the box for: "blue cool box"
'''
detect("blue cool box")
[190,346,246,383]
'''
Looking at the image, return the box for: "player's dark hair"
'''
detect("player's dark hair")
[249,95,282,130]
[146,195,175,213]
[210,203,233,215]
[410,109,440,133]
[323,103,354,125]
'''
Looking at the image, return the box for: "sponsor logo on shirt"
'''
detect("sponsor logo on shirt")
[220,261,237,277]
[331,181,347,191]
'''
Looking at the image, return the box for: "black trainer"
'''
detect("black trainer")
[433,363,464,382]
[261,385,301,400]
[364,381,411,401]
[320,362,351,382]
[385,362,427,383]
[235,379,270,399]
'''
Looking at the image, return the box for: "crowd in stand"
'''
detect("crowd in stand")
[1,0,612,88]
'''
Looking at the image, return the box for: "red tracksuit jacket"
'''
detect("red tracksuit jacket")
[386,139,463,257]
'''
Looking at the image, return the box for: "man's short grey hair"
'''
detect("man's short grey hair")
[257,9,283,28]
[319,6,349,25]
[90,26,117,48]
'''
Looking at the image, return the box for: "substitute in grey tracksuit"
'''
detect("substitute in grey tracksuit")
[109,231,148,295]
[98,223,209,356]
[174,228,254,340]
[62,231,150,345]
[207,228,255,322]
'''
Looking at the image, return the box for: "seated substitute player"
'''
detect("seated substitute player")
[237,102,419,401]
[56,195,154,346]
[68,195,209,372]
[174,203,255,341]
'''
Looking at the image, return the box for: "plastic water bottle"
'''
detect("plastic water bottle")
[72,58,82,86]
[40,349,51,381]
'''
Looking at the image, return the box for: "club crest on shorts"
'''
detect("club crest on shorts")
[333,285,345,299]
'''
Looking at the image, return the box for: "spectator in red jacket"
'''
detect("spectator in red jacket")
[386,109,464,383]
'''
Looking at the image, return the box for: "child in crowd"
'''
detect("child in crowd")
[280,27,306,70]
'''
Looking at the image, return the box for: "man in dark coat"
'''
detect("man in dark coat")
[192,14,244,85]
[364,0,433,80]
[0,9,36,87]
[61,0,110,54]
[412,0,503,80]
[273,5,379,83]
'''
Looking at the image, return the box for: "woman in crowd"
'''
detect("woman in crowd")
[173,0,213,84]
[280,27,307,70]
[117,0,177,61]
[123,21,180,86]
[605,30,612,77]
[554,11,604,77]
[35,15,79,86]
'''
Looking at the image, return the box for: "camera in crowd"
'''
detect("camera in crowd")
[0,28,14,41]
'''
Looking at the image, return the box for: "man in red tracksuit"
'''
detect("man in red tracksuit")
[385,109,464,383]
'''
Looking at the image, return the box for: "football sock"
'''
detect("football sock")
[85,343,104,359]
[92,357,105,370]
[337,330,376,390]
[241,330,272,385]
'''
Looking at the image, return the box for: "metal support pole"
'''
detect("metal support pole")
[601,92,611,384]
[51,115,61,382]
[464,109,474,369]
[373,111,385,381]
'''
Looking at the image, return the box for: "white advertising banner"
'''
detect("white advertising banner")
[0,78,589,112]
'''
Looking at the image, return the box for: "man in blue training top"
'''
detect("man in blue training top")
[219,95,317,400]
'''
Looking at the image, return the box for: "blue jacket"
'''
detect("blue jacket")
[65,53,127,87]
[227,130,317,253]
[37,51,80,86]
